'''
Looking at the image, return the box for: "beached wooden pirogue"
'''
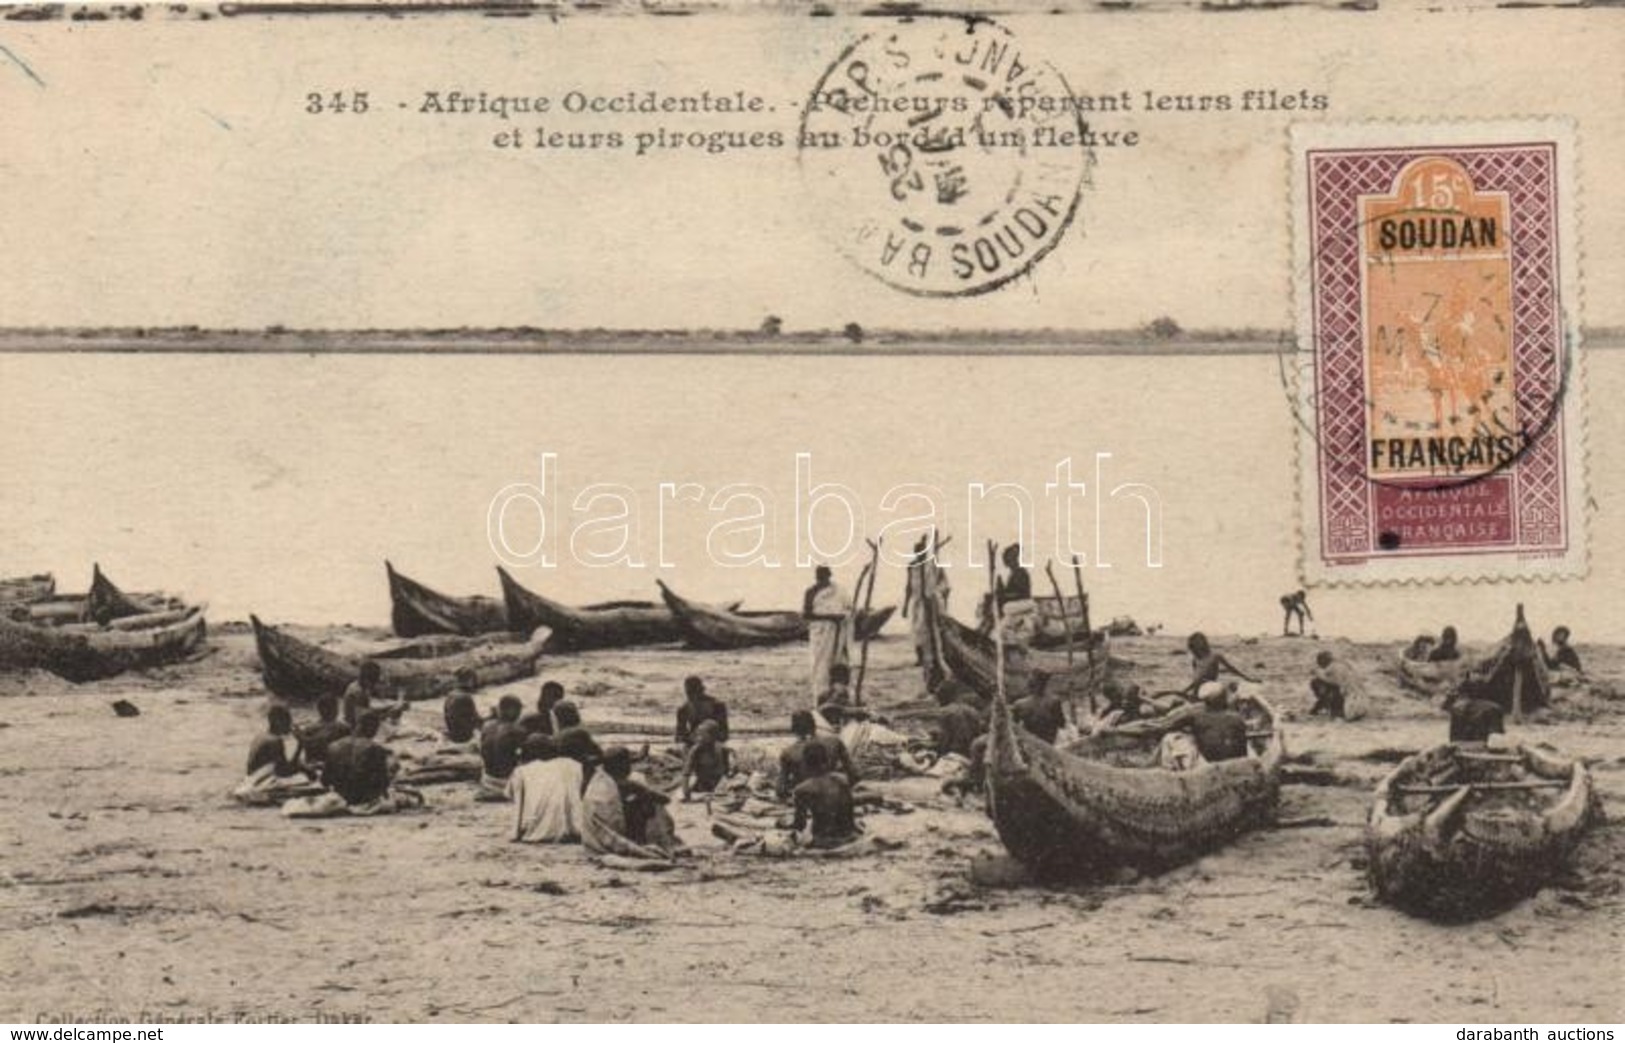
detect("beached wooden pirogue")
[250,615,551,703]
[499,566,732,651]
[0,567,205,681]
[1367,742,1597,921]
[385,561,509,638]
[655,580,893,650]
[984,672,1285,878]
[0,573,55,605]
[934,605,1107,703]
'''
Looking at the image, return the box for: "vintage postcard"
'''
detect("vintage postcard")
[0,3,1621,1029]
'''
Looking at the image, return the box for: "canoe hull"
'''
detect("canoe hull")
[251,615,550,704]
[987,692,1283,878]
[1366,743,1596,921]
[657,581,891,651]
[0,574,55,605]
[499,567,688,651]
[938,611,1103,703]
[0,608,207,682]
[386,562,509,638]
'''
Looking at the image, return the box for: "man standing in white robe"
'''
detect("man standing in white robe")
[802,565,852,706]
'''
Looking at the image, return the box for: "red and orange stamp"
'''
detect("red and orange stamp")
[1292,122,1583,584]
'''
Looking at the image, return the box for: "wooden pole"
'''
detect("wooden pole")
[988,541,1006,712]
[1072,555,1096,714]
[1043,560,1078,726]
[852,537,883,706]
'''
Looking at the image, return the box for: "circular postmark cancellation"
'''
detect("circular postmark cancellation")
[799,18,1092,297]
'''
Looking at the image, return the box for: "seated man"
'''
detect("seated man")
[508,734,584,844]
[247,704,309,776]
[583,746,672,860]
[442,668,482,744]
[478,695,528,799]
[681,719,731,799]
[1539,626,1583,674]
[556,723,605,782]
[675,676,730,746]
[1010,672,1067,744]
[298,694,351,765]
[237,705,314,803]
[618,766,679,851]
[933,699,986,759]
[1445,681,1506,743]
[1427,626,1463,663]
[778,710,861,800]
[520,680,566,736]
[1188,683,1250,763]
[342,660,406,729]
[791,743,859,849]
[321,712,396,806]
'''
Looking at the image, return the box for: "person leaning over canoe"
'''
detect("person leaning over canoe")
[1089,680,1153,733]
[520,680,566,737]
[803,565,853,705]
[1191,683,1250,761]
[442,668,482,745]
[298,693,352,765]
[675,675,729,746]
[1178,632,1258,699]
[478,695,527,800]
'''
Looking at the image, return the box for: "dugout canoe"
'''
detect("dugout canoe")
[936,607,1112,704]
[0,573,55,605]
[986,667,1284,878]
[1396,654,1468,698]
[1366,742,1596,921]
[0,605,207,682]
[385,561,510,638]
[16,566,183,627]
[499,566,703,651]
[250,615,551,703]
[656,581,894,651]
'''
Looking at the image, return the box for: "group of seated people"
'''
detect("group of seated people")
[239,693,417,815]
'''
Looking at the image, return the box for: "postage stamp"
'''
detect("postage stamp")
[798,17,1093,297]
[1291,121,1583,585]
